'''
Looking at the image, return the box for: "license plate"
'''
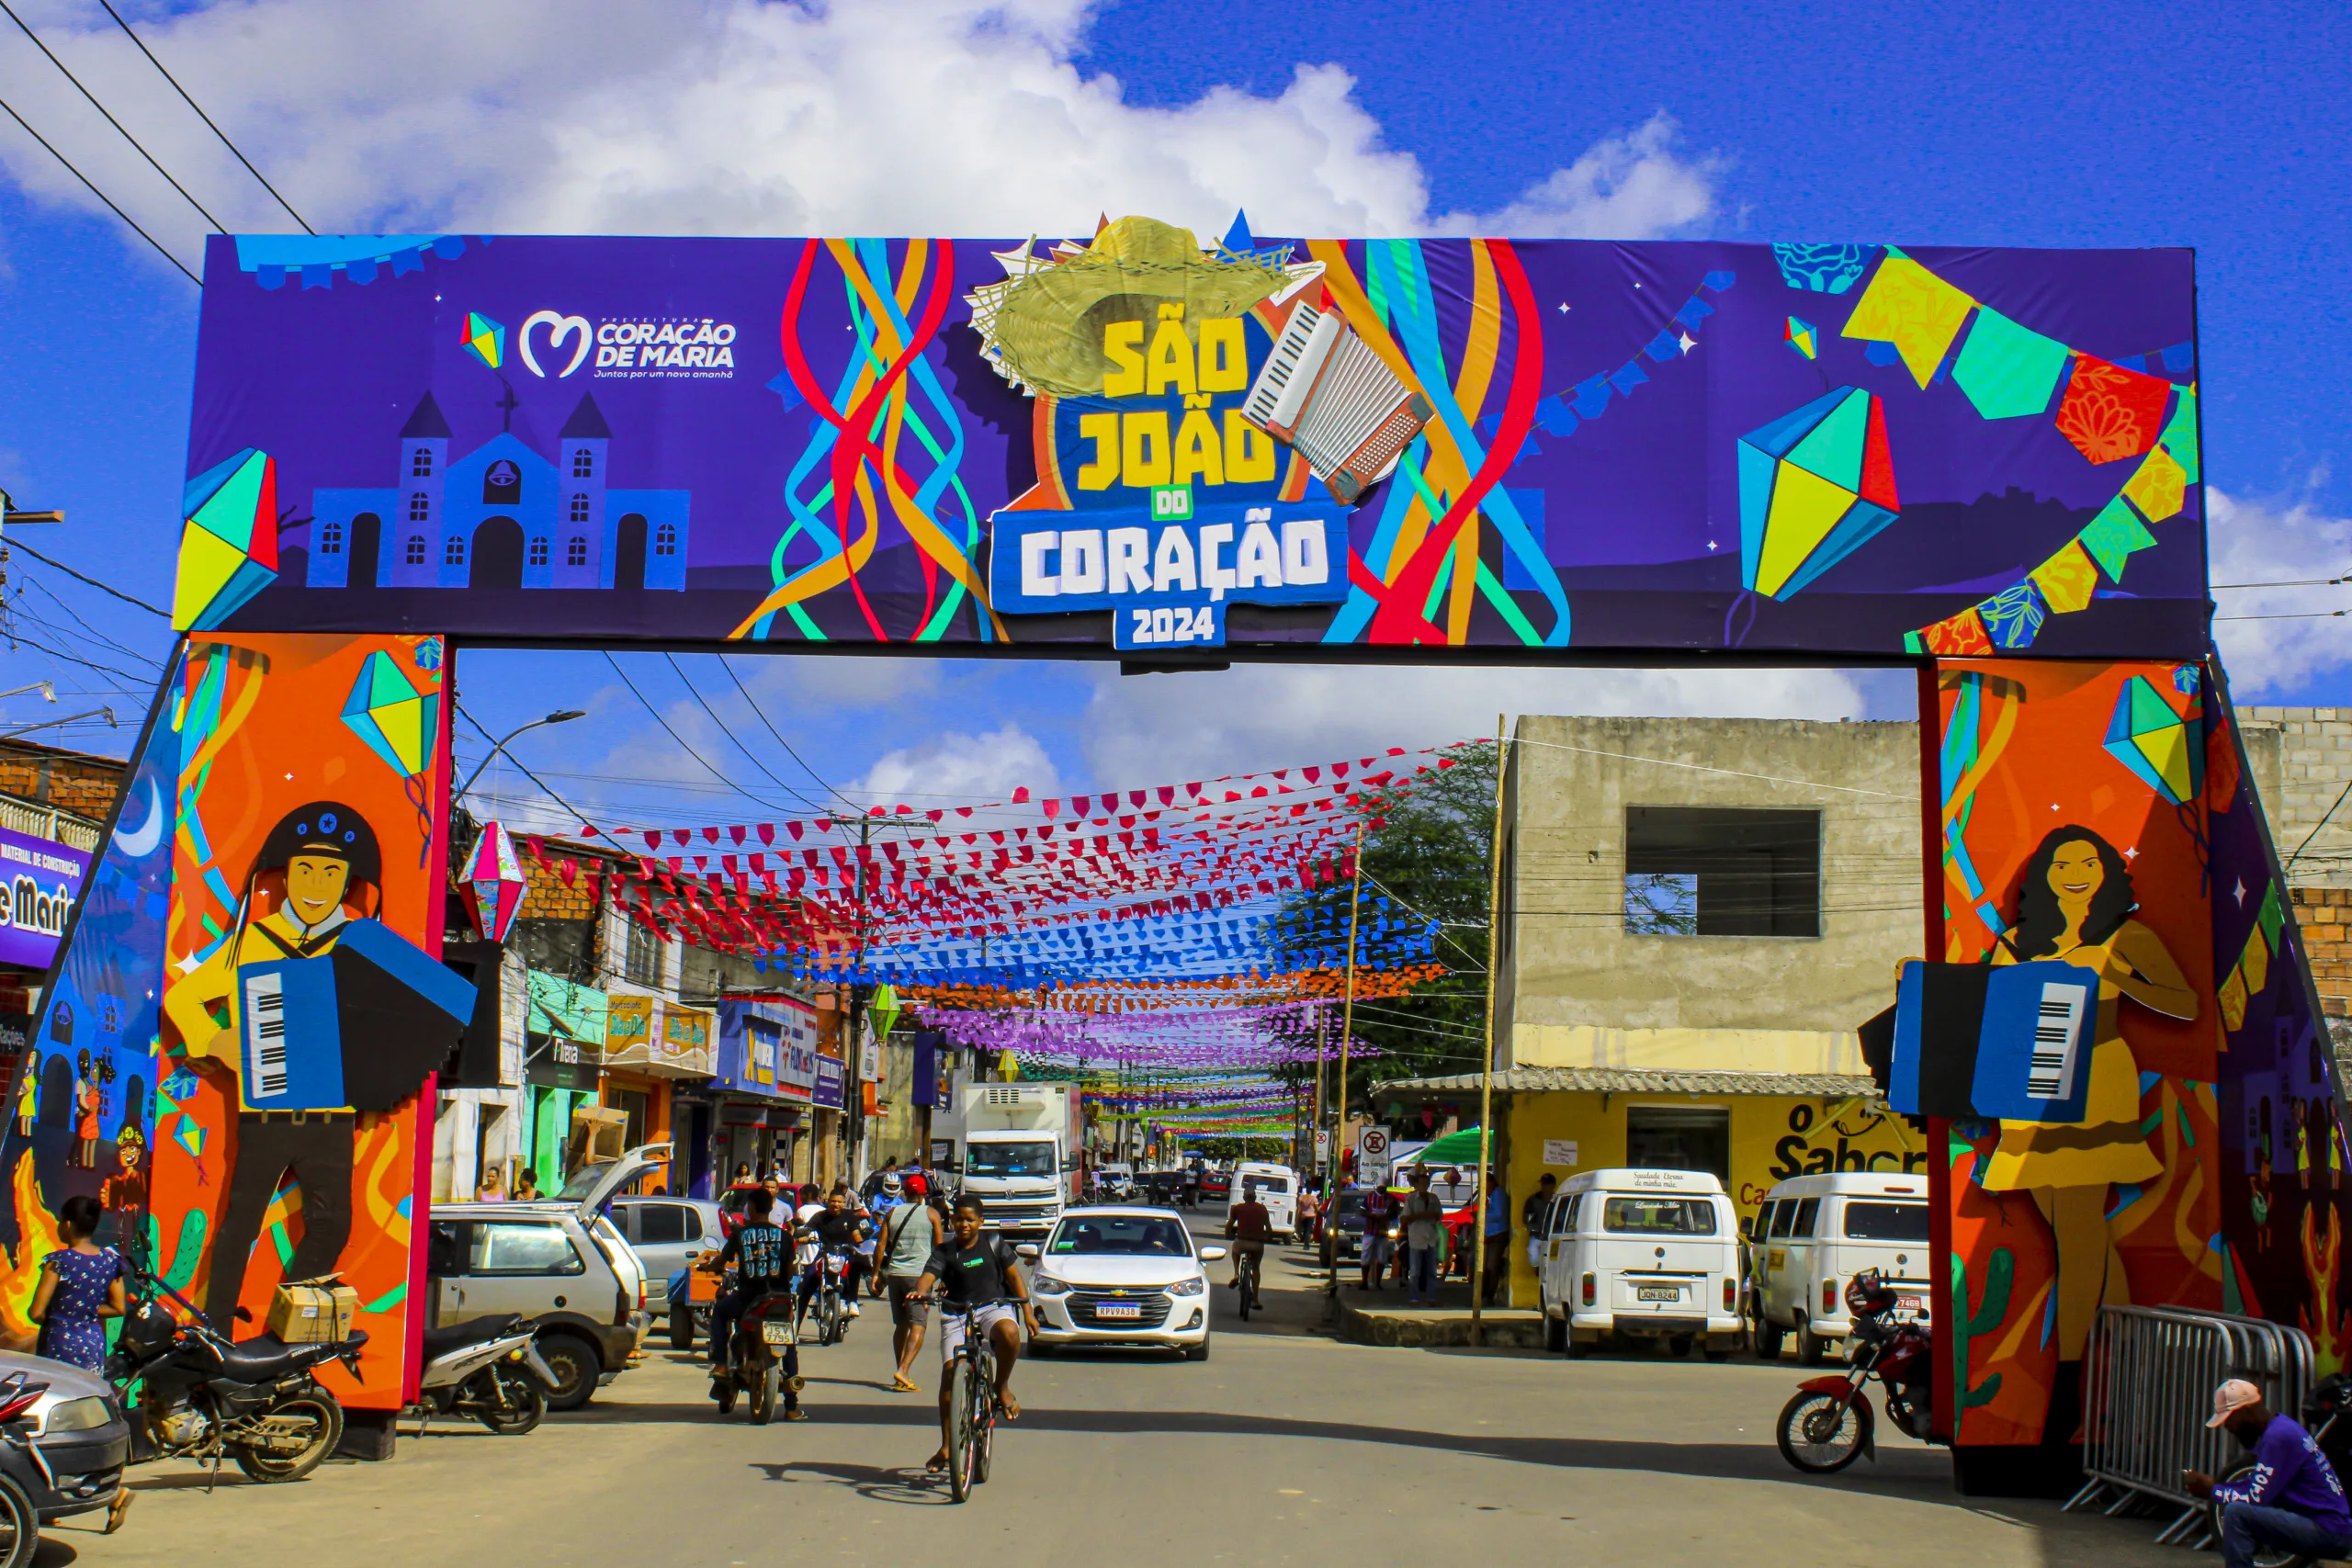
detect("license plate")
[761,1321,795,1345]
[1093,1302,1142,1320]
[1897,1296,1925,1315]
[1636,1285,1681,1303]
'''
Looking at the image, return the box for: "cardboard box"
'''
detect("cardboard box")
[266,1277,359,1345]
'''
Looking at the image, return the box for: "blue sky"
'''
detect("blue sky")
[0,0,2342,828]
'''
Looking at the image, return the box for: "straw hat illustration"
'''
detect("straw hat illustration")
[975,217,1294,399]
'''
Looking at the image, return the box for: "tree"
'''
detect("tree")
[1273,739,1499,1116]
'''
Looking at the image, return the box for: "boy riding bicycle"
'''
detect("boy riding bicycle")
[908,1194,1040,1474]
[1224,1180,1272,1303]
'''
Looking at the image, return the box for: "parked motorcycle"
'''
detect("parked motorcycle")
[712,1288,802,1425]
[107,1268,365,1484]
[410,1314,557,1437]
[1775,1269,1934,1473]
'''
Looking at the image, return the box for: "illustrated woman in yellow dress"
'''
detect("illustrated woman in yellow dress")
[1984,826,2197,1362]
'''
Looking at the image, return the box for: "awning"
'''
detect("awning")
[1374,1066,1887,1101]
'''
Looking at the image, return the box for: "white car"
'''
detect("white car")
[1023,1206,1224,1360]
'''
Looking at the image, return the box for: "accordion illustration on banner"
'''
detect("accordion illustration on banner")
[1888,958,2096,1124]
[235,917,480,1111]
[1240,296,1432,505]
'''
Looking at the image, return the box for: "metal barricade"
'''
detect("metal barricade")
[2069,1304,2316,1547]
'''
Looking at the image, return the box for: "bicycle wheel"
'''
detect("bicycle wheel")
[946,1354,976,1503]
[969,1359,995,1485]
[1237,1258,1254,1320]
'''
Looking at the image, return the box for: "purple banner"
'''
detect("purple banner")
[176,230,2203,661]
[0,826,90,972]
[812,1054,844,1111]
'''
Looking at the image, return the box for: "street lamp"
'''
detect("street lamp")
[455,709,585,801]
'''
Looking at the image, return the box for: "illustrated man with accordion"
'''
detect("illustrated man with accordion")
[163,803,474,1328]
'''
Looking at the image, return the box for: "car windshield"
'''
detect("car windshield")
[1241,1175,1290,1194]
[967,1140,1058,1179]
[1602,1196,1718,1235]
[1334,1192,1368,1217]
[1046,1215,1193,1257]
[1843,1201,1930,1242]
[559,1161,621,1201]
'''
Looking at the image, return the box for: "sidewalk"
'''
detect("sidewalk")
[1328,1273,1545,1349]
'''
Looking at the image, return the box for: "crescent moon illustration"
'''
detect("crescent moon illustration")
[113,777,164,859]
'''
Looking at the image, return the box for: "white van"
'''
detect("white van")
[1536,1168,1741,1359]
[1750,1171,1931,1363]
[1228,1161,1298,1240]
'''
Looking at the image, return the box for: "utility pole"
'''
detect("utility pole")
[1468,716,1510,1348]
[1331,818,1364,1303]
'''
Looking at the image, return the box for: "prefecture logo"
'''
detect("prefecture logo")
[519,310,738,379]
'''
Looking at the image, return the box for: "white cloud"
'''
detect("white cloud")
[854,722,1058,805]
[1079,662,1875,788]
[0,1,1720,267]
[2209,486,2352,695]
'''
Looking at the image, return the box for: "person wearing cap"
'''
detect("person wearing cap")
[2187,1378,2352,1568]
[877,1172,942,1392]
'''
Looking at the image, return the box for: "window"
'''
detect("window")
[1046,1215,1191,1257]
[318,518,343,555]
[567,536,589,567]
[528,536,549,567]
[1626,1105,1729,1180]
[1623,807,1821,937]
[624,920,664,987]
[570,493,592,524]
[965,1140,1057,1178]
[1843,1201,1929,1242]
[635,1204,690,1245]
[1551,1193,1582,1235]
[571,448,594,479]
[1769,1201,1799,1239]
[405,535,427,565]
[469,1222,583,1275]
[654,521,677,556]
[444,536,466,566]
[412,446,434,477]
[1601,1196,1718,1235]
[1792,1197,1821,1237]
[408,492,431,523]
[1752,1200,1777,1238]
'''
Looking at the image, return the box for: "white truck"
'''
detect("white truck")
[933,1082,1075,1236]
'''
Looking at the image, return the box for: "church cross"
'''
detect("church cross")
[495,380,520,434]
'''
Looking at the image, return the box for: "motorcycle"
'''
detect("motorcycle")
[711,1287,803,1425]
[800,1251,854,1348]
[107,1266,365,1485]
[410,1314,557,1437]
[1775,1269,1934,1473]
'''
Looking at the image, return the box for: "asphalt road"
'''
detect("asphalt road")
[51,1222,2184,1568]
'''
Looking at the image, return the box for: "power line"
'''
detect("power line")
[6,535,170,616]
[601,650,799,815]
[95,0,311,234]
[0,0,224,231]
[0,96,198,284]
[716,653,858,815]
[454,700,598,836]
[663,652,830,816]
[16,575,161,665]
[2215,610,2347,622]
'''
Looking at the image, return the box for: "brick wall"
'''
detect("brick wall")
[2295,887,2352,1017]
[2239,708,2352,887]
[0,740,124,821]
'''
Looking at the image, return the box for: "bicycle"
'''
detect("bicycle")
[933,1301,1007,1504]
[1235,1247,1261,1320]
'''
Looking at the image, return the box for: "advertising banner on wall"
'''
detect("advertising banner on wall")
[0,828,89,973]
[178,230,2202,660]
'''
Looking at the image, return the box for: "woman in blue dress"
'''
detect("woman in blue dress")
[29,1195,125,1371]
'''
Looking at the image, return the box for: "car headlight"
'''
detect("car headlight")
[41,1396,111,1434]
[1034,1276,1073,1296]
[1169,1276,1206,1297]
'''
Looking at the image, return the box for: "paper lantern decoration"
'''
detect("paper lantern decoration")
[340,650,437,783]
[1737,387,1900,599]
[463,310,504,370]
[461,819,529,943]
[172,447,279,630]
[2103,675,2202,805]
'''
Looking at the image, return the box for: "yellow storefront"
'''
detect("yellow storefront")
[1377,1067,1923,1309]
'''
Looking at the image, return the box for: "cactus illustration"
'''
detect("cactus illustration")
[1951,1247,2016,1412]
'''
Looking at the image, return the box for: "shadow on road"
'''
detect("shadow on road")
[749,1459,951,1507]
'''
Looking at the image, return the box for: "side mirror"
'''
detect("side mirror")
[1015,1244,1040,1261]
[1200,1246,1228,1262]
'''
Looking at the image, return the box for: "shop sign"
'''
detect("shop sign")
[813,1055,844,1110]
[0,826,88,973]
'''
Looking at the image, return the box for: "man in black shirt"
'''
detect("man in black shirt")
[795,1187,872,1321]
[699,1188,804,1416]
[910,1194,1040,1472]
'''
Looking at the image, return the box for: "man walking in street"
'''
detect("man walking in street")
[1481,1167,1511,1304]
[1400,1167,1446,1305]
[879,1173,944,1393]
[1522,1173,1557,1272]
[1359,1182,1396,1292]
[2187,1379,2352,1568]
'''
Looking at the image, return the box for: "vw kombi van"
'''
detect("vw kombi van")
[1535,1168,1742,1359]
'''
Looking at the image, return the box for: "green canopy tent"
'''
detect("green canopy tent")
[1396,1127,1489,1167]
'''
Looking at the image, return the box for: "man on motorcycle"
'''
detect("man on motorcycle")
[701,1188,803,1419]
[796,1186,872,1320]
[2188,1379,2352,1568]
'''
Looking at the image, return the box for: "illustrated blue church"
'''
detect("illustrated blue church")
[307,391,691,591]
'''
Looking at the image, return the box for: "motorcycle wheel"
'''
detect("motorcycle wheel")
[820,1294,841,1348]
[2213,1460,2316,1568]
[748,1360,778,1426]
[233,1389,344,1483]
[1775,1390,1865,1474]
[0,1472,38,1568]
[476,1365,546,1436]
